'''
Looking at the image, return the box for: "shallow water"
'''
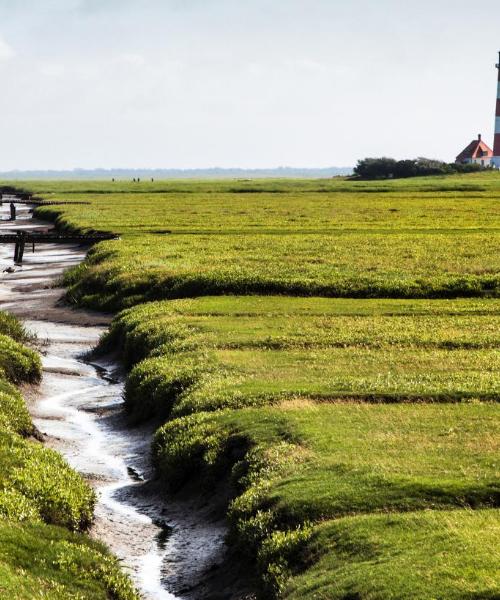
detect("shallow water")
[0,198,229,599]
[27,319,179,599]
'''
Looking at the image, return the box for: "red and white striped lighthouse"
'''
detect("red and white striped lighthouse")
[493,51,500,168]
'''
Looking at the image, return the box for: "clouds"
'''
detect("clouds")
[38,63,66,77]
[115,53,147,68]
[0,36,14,61]
[0,1,498,169]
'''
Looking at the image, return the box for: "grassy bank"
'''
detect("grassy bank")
[0,312,138,599]
[152,404,499,597]
[286,509,500,599]
[153,403,499,518]
[98,296,500,420]
[102,294,499,597]
[62,231,499,310]
[16,175,500,598]
[0,522,138,599]
[22,174,500,309]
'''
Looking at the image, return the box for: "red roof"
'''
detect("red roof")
[456,135,493,161]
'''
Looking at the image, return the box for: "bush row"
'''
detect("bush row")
[353,156,483,179]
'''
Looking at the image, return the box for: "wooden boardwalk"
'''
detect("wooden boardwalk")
[0,192,90,206]
[0,194,117,264]
[0,230,118,264]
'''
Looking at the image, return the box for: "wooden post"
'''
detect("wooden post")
[14,232,26,264]
[10,203,16,221]
[18,234,25,263]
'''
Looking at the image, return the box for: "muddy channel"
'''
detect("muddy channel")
[0,199,248,600]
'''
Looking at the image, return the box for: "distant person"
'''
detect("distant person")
[10,202,16,221]
[133,178,136,182]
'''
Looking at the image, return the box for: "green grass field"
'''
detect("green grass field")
[153,403,499,598]
[102,293,499,597]
[13,174,500,598]
[23,173,500,309]
[154,402,499,518]
[99,296,500,419]
[286,509,500,600]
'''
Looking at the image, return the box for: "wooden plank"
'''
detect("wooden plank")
[0,233,118,244]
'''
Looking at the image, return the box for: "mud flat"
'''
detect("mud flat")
[0,200,246,600]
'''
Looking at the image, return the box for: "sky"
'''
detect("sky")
[0,0,499,170]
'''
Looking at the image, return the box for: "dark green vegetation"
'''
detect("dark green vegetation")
[0,312,138,599]
[353,156,481,179]
[0,522,138,599]
[16,174,500,598]
[0,312,40,385]
[23,173,500,310]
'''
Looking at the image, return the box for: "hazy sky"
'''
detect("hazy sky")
[0,0,498,170]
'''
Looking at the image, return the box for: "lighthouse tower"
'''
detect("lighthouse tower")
[493,52,500,168]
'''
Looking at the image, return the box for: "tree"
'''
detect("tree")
[353,158,398,179]
[353,157,483,180]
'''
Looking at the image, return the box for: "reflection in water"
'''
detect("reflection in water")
[155,523,175,551]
